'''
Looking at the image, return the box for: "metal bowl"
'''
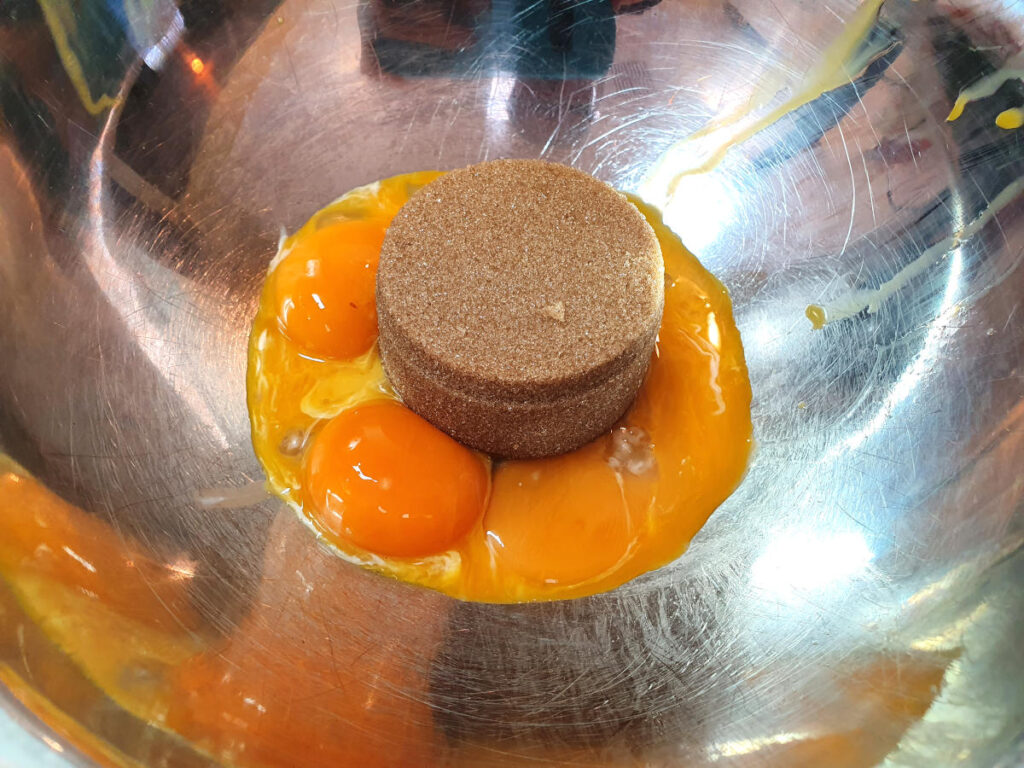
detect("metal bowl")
[1,0,1022,765]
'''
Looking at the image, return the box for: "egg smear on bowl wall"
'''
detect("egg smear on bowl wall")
[247,162,753,603]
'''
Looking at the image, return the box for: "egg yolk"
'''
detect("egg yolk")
[484,440,655,586]
[304,401,489,557]
[273,219,385,360]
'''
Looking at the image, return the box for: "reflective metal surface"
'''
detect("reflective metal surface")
[1,0,1022,765]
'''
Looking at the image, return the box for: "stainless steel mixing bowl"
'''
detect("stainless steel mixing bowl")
[1,0,1022,765]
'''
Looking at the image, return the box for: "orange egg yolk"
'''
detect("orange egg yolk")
[273,219,385,360]
[484,439,656,586]
[303,401,489,557]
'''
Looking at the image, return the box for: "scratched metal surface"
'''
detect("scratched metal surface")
[0,0,1022,766]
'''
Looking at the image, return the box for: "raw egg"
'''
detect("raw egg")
[273,219,385,360]
[247,171,752,602]
[304,401,489,557]
[484,439,655,586]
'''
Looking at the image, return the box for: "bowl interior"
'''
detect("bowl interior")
[0,0,1022,765]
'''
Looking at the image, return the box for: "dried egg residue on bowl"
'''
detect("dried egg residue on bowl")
[247,171,752,602]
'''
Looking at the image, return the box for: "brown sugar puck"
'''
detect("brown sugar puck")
[376,159,664,459]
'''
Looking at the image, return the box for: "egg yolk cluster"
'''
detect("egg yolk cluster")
[248,171,751,602]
